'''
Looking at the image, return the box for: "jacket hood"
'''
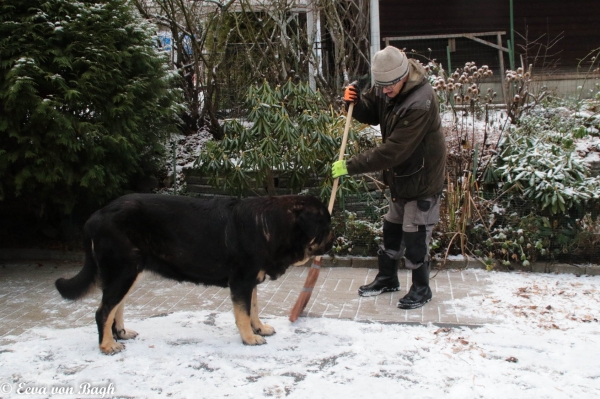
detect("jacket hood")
[400,59,428,95]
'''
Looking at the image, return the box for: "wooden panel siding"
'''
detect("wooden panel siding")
[379,0,600,72]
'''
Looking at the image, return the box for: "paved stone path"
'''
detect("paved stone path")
[0,260,500,346]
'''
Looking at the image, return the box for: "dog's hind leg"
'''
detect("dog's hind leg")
[250,287,275,337]
[96,273,139,355]
[230,283,266,345]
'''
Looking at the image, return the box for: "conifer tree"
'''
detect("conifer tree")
[0,0,183,216]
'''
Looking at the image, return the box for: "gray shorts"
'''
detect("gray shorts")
[384,195,441,268]
[384,195,441,229]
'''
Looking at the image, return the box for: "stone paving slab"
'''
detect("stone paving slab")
[0,260,500,347]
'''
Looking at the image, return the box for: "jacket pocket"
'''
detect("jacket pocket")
[393,157,424,179]
[392,154,425,198]
[392,141,426,179]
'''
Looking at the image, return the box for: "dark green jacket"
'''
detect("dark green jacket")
[346,59,446,201]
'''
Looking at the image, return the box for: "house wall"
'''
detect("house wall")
[379,0,600,73]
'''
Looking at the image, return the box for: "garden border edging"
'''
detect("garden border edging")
[320,255,600,276]
[1,249,598,276]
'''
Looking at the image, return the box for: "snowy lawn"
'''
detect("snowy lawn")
[0,270,599,398]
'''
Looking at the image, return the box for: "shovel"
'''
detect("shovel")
[289,102,354,322]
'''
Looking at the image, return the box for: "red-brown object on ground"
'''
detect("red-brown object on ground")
[289,103,354,322]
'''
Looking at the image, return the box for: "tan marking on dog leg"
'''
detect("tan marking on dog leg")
[114,301,138,340]
[256,270,266,283]
[250,287,275,336]
[233,301,266,345]
[113,275,140,340]
[99,303,125,355]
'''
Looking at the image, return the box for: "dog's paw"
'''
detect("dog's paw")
[100,341,125,355]
[116,328,138,340]
[242,334,267,345]
[253,324,275,336]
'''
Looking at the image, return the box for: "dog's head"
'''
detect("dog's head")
[292,196,334,257]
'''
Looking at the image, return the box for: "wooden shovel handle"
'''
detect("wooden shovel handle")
[288,103,354,321]
[328,102,354,212]
[317,102,354,263]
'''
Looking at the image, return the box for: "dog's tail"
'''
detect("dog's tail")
[55,236,98,300]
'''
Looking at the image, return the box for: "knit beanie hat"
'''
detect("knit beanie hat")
[371,46,409,86]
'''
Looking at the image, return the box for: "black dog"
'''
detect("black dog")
[55,194,333,354]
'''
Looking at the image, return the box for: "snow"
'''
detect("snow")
[1,270,599,398]
[575,136,600,169]
[574,111,594,119]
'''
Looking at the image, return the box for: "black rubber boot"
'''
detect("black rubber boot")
[358,251,400,297]
[397,261,432,309]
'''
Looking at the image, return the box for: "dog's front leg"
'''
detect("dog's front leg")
[113,301,138,340]
[250,286,275,337]
[230,283,266,345]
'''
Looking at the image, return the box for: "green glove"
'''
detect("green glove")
[331,160,348,179]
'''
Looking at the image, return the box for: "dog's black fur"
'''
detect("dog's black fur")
[55,194,333,354]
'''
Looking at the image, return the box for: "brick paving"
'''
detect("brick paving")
[0,260,498,346]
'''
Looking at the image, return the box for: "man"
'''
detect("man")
[331,46,446,309]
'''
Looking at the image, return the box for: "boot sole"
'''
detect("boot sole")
[358,287,400,297]
[397,297,431,309]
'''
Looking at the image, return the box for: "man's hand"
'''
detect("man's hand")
[331,160,348,179]
[343,81,360,104]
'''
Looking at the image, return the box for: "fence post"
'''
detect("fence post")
[508,41,516,72]
[497,33,508,104]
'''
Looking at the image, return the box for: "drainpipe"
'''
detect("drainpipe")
[370,0,381,86]
[509,0,515,70]
[307,4,321,91]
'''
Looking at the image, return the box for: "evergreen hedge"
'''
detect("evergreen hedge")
[0,0,183,216]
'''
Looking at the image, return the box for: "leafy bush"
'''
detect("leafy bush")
[572,213,600,256]
[428,59,600,265]
[495,127,600,214]
[331,210,382,257]
[0,0,183,215]
[195,79,375,197]
[473,210,552,268]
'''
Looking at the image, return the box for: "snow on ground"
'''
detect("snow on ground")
[1,270,599,398]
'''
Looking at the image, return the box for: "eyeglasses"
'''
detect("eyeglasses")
[378,81,399,91]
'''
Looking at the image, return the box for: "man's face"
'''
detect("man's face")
[381,76,407,98]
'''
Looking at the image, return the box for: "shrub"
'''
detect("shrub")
[195,79,375,198]
[331,210,382,257]
[0,0,183,216]
[495,128,600,215]
[430,60,600,265]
